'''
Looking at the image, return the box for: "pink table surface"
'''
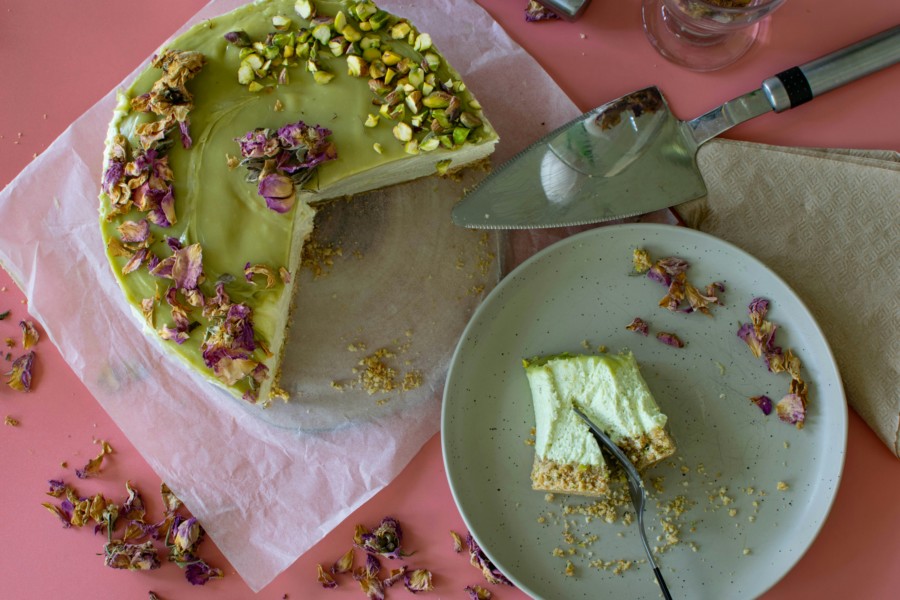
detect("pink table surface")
[1,0,899,598]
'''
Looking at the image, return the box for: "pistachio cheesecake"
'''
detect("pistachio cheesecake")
[524,352,676,496]
[98,0,497,405]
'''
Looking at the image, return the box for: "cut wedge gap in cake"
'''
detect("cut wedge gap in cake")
[524,351,676,497]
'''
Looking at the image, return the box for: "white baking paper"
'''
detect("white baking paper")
[0,0,581,591]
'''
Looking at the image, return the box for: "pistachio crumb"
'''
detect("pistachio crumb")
[776,481,789,491]
[742,548,752,556]
[60,461,68,468]
[226,154,239,170]
[274,99,284,111]
[4,416,19,427]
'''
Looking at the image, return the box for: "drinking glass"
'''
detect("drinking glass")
[642,0,786,71]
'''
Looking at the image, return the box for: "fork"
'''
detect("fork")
[573,405,673,600]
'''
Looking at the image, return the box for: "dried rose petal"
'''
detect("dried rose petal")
[185,559,223,586]
[357,576,385,600]
[42,501,73,528]
[172,243,204,291]
[382,566,407,588]
[450,530,464,553]
[467,533,512,586]
[776,393,806,427]
[122,481,145,520]
[658,272,686,311]
[75,440,113,479]
[20,320,39,350]
[6,351,35,392]
[656,332,684,348]
[331,548,355,575]
[171,515,202,556]
[317,563,338,588]
[160,482,182,513]
[750,395,773,416]
[117,219,150,243]
[525,0,559,21]
[404,569,434,593]
[625,317,649,336]
[47,479,68,497]
[357,517,405,559]
[122,247,149,275]
[464,585,493,600]
[236,129,280,159]
[179,119,193,149]
[258,172,295,213]
[104,540,160,571]
[684,281,716,316]
[244,263,280,288]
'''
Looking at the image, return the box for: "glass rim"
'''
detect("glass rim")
[679,0,786,14]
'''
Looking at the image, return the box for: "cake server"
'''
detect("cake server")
[452,25,900,229]
[573,405,673,600]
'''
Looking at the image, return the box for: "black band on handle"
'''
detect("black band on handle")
[776,66,814,108]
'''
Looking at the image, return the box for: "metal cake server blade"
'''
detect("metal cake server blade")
[452,26,900,230]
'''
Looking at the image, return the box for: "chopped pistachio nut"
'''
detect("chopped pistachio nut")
[373,142,384,154]
[4,416,19,427]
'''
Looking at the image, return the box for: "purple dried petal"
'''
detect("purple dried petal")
[47,479,67,496]
[382,565,407,588]
[750,395,773,416]
[464,585,493,600]
[625,317,649,336]
[317,564,338,588]
[179,119,193,149]
[224,30,252,47]
[185,559,223,586]
[404,569,434,593]
[657,257,689,276]
[122,247,149,275]
[258,173,295,213]
[171,243,203,291]
[117,219,150,243]
[656,331,684,348]
[525,0,559,21]
[235,129,279,158]
[647,264,671,286]
[737,322,764,358]
[357,517,405,559]
[467,533,512,586]
[776,393,806,427]
[6,351,35,392]
[102,161,125,194]
[748,297,769,320]
[104,541,160,571]
[150,255,175,279]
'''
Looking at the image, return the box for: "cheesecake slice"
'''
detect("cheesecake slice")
[524,352,675,496]
[98,0,497,405]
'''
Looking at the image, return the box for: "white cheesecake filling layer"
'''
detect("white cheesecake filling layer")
[525,352,667,467]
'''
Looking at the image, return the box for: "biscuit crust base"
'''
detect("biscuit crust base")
[531,426,676,497]
[530,457,610,497]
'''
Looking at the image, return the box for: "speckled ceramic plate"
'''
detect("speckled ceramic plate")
[442,223,846,600]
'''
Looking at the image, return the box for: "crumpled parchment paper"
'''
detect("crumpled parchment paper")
[0,0,582,591]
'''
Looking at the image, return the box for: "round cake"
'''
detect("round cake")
[98,0,497,405]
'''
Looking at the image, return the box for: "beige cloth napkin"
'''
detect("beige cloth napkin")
[677,139,900,457]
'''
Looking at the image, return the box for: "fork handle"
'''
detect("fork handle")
[654,566,674,600]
